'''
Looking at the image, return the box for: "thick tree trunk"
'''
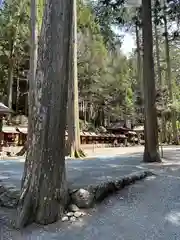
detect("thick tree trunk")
[142,0,161,162]
[17,0,73,228]
[163,3,178,145]
[67,0,84,158]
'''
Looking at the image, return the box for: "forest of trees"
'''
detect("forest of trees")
[1,0,180,137]
[0,0,180,227]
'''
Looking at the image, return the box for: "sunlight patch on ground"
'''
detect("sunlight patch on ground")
[0,176,9,180]
[165,211,180,226]
[161,161,180,166]
[19,158,25,162]
[136,166,144,169]
[95,176,113,181]
[107,164,120,168]
[68,218,87,228]
[145,175,156,181]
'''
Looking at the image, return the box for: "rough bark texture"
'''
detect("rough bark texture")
[142,0,161,163]
[154,17,162,87]
[135,22,142,94]
[7,60,13,110]
[163,3,178,145]
[17,0,73,228]
[7,1,25,112]
[154,12,167,144]
[67,0,85,158]
[21,0,38,188]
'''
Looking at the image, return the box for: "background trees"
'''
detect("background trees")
[0,0,180,145]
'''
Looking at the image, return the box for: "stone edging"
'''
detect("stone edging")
[69,171,155,209]
[0,170,155,222]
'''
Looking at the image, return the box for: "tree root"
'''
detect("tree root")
[16,142,28,156]
[143,150,161,163]
[16,183,33,229]
[72,149,86,158]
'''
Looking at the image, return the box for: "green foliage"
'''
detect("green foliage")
[2,0,180,130]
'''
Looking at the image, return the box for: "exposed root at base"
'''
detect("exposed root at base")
[71,149,86,158]
[143,150,161,163]
[16,142,28,156]
[16,184,33,229]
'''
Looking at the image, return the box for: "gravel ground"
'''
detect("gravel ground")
[0,146,180,239]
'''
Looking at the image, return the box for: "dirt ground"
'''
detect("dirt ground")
[0,144,178,160]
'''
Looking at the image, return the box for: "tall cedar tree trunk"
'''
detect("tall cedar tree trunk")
[154,9,166,143]
[163,2,178,144]
[20,0,38,186]
[135,21,142,94]
[142,0,161,162]
[7,58,13,111]
[135,19,144,125]
[67,0,83,158]
[17,0,73,228]
[7,1,25,113]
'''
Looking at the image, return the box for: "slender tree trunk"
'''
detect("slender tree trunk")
[17,0,73,228]
[154,12,166,144]
[154,22,162,86]
[20,0,38,188]
[135,21,142,94]
[7,59,13,110]
[67,0,84,158]
[7,1,25,113]
[163,2,178,144]
[16,65,20,113]
[142,0,161,162]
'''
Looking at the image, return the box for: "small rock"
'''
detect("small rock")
[115,179,123,190]
[107,182,116,193]
[0,185,7,195]
[0,191,18,208]
[71,188,94,208]
[139,173,145,179]
[74,211,82,218]
[123,177,131,185]
[131,175,139,182]
[62,216,69,222]
[67,212,74,217]
[81,211,86,216]
[68,204,80,212]
[69,189,78,195]
[70,216,76,222]
[95,183,111,202]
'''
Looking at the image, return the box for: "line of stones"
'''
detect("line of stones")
[0,170,154,222]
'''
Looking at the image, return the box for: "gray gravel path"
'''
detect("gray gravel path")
[0,153,144,190]
[0,147,180,239]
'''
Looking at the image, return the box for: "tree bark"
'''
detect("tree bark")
[21,0,38,188]
[142,0,161,162]
[7,1,25,112]
[7,59,13,111]
[135,21,142,94]
[67,0,84,158]
[17,0,73,228]
[154,18,162,86]
[154,9,167,144]
[163,2,178,144]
